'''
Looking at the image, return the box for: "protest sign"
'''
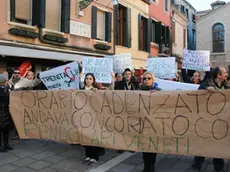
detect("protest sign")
[156,78,199,90]
[39,62,79,90]
[82,57,113,83]
[10,89,230,159]
[106,53,132,74]
[183,49,210,71]
[147,57,176,78]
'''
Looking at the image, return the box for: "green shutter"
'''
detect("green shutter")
[91,6,97,39]
[105,12,112,42]
[124,8,131,48]
[32,0,45,27]
[138,14,142,50]
[114,5,119,45]
[61,0,70,33]
[146,18,152,52]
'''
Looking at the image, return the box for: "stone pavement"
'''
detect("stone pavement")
[1,138,230,172]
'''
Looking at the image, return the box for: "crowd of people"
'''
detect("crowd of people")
[0,63,229,172]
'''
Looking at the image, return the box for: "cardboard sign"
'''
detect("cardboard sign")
[106,53,133,74]
[147,57,176,78]
[10,90,230,159]
[39,62,79,90]
[183,49,210,71]
[156,78,199,90]
[82,57,113,83]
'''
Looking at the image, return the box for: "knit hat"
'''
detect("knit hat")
[0,74,7,85]
[123,68,132,75]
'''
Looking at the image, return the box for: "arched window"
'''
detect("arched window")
[213,23,225,53]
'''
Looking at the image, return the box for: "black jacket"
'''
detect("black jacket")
[198,79,230,90]
[182,68,212,84]
[0,86,12,128]
[115,77,139,90]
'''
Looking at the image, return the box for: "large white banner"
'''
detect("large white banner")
[106,53,132,74]
[40,62,80,90]
[156,78,199,90]
[183,49,210,71]
[147,57,176,78]
[82,57,113,83]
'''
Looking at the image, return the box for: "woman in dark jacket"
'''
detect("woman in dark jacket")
[0,74,13,152]
[82,73,105,165]
[140,71,161,172]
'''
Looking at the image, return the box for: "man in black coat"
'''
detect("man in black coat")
[0,74,13,152]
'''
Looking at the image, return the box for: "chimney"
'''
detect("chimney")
[211,0,226,10]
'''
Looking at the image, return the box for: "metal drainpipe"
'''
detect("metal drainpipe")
[38,27,114,55]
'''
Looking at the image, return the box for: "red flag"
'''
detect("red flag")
[18,61,32,77]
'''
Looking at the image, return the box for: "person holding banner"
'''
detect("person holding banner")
[189,67,229,172]
[0,74,13,152]
[115,68,139,90]
[82,73,105,165]
[140,71,161,172]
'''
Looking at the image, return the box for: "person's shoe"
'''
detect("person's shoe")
[83,157,90,164]
[12,135,19,140]
[4,145,14,151]
[88,158,98,165]
[0,146,8,153]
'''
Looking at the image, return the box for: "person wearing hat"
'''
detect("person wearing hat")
[0,74,13,152]
[114,68,139,90]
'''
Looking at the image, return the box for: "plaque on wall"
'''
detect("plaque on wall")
[70,20,91,38]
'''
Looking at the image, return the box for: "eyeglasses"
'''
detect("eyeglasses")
[143,77,152,81]
[14,72,20,75]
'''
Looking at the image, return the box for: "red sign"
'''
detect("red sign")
[18,61,32,77]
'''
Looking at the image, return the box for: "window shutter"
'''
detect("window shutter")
[61,0,70,33]
[124,8,131,48]
[32,0,45,27]
[155,21,162,45]
[10,0,15,21]
[146,18,152,52]
[114,5,119,45]
[105,12,112,42]
[91,6,97,39]
[166,26,170,47]
[138,14,142,50]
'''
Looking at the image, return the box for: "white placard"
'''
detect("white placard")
[40,62,80,90]
[106,53,133,74]
[147,57,176,78]
[70,20,91,38]
[156,78,199,90]
[182,49,210,71]
[82,57,113,83]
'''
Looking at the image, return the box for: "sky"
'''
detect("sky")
[186,0,230,11]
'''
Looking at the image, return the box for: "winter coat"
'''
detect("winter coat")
[0,85,12,129]
[8,77,41,91]
[115,77,139,90]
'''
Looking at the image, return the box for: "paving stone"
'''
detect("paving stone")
[44,155,67,164]
[10,149,36,158]
[156,154,182,171]
[0,153,19,166]
[30,151,56,160]
[49,158,77,171]
[67,161,94,172]
[11,157,36,167]
[27,161,50,170]
[123,155,143,165]
[11,167,35,172]
[109,163,136,172]
[39,168,57,172]
[0,164,18,172]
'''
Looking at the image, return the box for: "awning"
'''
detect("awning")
[0,45,85,61]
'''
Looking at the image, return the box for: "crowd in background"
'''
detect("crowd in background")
[0,62,229,172]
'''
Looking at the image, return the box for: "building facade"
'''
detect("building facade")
[173,0,196,50]
[149,0,171,56]
[114,0,150,70]
[171,5,187,69]
[196,2,230,69]
[0,0,114,75]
